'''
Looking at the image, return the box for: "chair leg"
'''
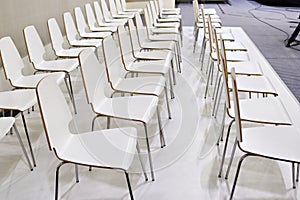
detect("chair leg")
[55,161,67,200]
[124,171,134,200]
[292,163,296,189]
[164,86,172,119]
[143,124,155,181]
[75,165,79,183]
[91,115,102,131]
[64,73,77,114]
[218,119,235,178]
[13,124,33,171]
[171,59,176,85]
[204,61,213,99]
[21,112,36,167]
[229,154,249,200]
[107,116,111,129]
[157,107,166,148]
[193,28,199,53]
[212,75,222,116]
[136,142,148,181]
[296,164,299,182]
[225,137,238,180]
[168,71,174,99]
[213,83,224,118]
[176,41,182,63]
[217,104,227,145]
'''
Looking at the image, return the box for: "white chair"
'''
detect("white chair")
[36,75,146,200]
[47,18,95,58]
[74,7,111,39]
[0,37,64,89]
[0,90,37,167]
[98,0,128,24]
[93,1,125,27]
[85,3,117,33]
[23,25,78,114]
[79,48,163,181]
[0,117,33,170]
[63,12,102,49]
[133,13,181,71]
[217,66,292,179]
[108,0,135,19]
[228,68,300,199]
[117,0,142,13]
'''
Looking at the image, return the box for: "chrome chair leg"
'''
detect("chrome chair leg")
[168,70,175,99]
[75,164,79,183]
[107,116,111,129]
[212,75,222,116]
[214,83,224,118]
[193,28,199,53]
[217,104,227,145]
[21,112,36,167]
[204,62,213,99]
[225,137,238,180]
[157,107,166,148]
[64,73,77,114]
[143,124,155,181]
[292,163,296,189]
[13,124,33,171]
[136,142,148,181]
[218,119,235,178]
[164,86,172,119]
[296,164,299,182]
[55,161,67,200]
[124,171,134,200]
[171,59,176,85]
[229,154,249,200]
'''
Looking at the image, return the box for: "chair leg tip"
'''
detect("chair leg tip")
[168,117,172,120]
[293,186,296,189]
[151,178,155,181]
[218,175,221,178]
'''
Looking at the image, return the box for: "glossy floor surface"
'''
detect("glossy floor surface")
[0,24,299,200]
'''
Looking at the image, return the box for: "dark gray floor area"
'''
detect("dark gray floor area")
[178,0,300,102]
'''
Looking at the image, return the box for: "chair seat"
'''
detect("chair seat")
[227,61,262,76]
[127,60,170,74]
[228,75,277,95]
[228,96,291,125]
[157,18,180,23]
[90,26,117,32]
[0,117,15,139]
[56,47,95,58]
[57,127,137,170]
[149,34,179,42]
[135,50,173,61]
[112,13,134,19]
[212,51,249,62]
[99,21,126,27]
[240,126,300,162]
[141,40,175,50]
[106,18,128,24]
[12,72,65,89]
[160,14,182,19]
[154,22,180,29]
[36,59,78,72]
[151,27,179,34]
[223,41,247,51]
[69,39,102,48]
[114,76,165,96]
[94,95,158,123]
[79,31,111,39]
[0,89,36,111]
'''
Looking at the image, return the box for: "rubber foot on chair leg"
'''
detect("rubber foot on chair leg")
[169,117,172,119]
[293,186,296,189]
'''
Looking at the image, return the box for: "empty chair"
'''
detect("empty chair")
[0,117,33,170]
[108,0,135,19]
[228,68,300,199]
[79,47,164,181]
[93,1,125,27]
[47,18,95,58]
[36,75,145,200]
[85,3,117,33]
[98,0,128,24]
[23,25,78,113]
[63,12,102,49]
[74,7,111,39]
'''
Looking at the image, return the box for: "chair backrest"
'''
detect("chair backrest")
[94,1,105,25]
[149,1,158,20]
[192,0,199,22]
[78,48,107,105]
[127,18,142,52]
[230,68,243,142]
[120,0,127,10]
[102,35,126,87]
[85,3,98,30]
[74,7,89,36]
[134,13,148,43]
[219,35,231,109]
[0,37,24,82]
[117,25,135,67]
[109,0,118,16]
[99,0,113,21]
[63,12,80,43]
[36,75,73,152]
[115,0,124,13]
[144,5,154,29]
[23,25,47,67]
[47,18,65,54]
[207,15,214,55]
[146,4,156,27]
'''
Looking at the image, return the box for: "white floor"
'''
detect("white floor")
[0,27,300,200]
